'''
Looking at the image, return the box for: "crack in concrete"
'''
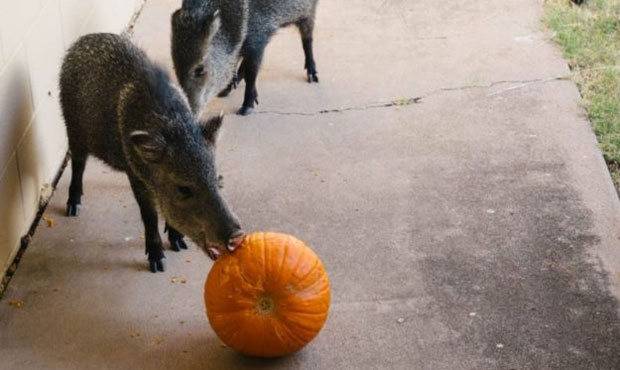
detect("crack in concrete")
[255,75,569,117]
[256,97,423,117]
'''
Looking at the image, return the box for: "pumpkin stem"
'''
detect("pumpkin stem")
[256,296,275,315]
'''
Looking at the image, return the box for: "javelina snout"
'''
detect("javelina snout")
[60,33,242,273]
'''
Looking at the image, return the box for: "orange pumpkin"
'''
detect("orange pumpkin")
[204,232,331,357]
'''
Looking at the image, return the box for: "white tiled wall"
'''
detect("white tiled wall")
[0,0,144,278]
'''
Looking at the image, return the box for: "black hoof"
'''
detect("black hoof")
[307,73,319,83]
[165,223,188,252]
[237,106,254,116]
[149,258,166,273]
[170,238,188,252]
[66,203,81,217]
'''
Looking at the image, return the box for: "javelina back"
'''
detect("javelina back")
[171,0,320,116]
[60,33,244,273]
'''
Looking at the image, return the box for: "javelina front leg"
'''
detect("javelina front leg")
[237,44,266,116]
[66,155,87,217]
[164,222,188,252]
[217,70,238,98]
[218,59,249,98]
[128,176,166,273]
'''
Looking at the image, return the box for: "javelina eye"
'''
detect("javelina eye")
[177,186,193,200]
[193,66,206,78]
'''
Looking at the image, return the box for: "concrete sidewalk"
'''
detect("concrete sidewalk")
[2,0,620,369]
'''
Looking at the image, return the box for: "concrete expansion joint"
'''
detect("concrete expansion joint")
[255,74,569,117]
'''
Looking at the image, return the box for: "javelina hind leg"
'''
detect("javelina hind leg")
[66,153,87,217]
[298,18,319,83]
[128,176,166,273]
[165,223,188,252]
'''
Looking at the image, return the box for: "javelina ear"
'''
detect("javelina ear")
[205,10,221,44]
[201,111,224,145]
[192,9,221,57]
[130,131,166,163]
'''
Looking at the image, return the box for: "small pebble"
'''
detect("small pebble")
[496,344,504,349]
[397,318,405,324]
[469,312,477,317]
[486,209,496,214]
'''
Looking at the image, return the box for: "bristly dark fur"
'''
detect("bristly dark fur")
[171,0,320,116]
[59,33,242,273]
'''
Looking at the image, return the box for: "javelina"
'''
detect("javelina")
[171,0,320,116]
[59,33,244,273]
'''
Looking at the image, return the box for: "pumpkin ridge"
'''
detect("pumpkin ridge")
[273,235,291,287]
[235,254,260,294]
[262,232,268,284]
[287,238,307,285]
[273,317,310,348]
[277,311,328,332]
[206,307,253,315]
[283,270,329,296]
[291,257,321,288]
[277,309,329,316]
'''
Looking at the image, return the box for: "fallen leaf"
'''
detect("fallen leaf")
[181,278,188,284]
[42,215,55,228]
[8,299,24,308]
[171,277,178,284]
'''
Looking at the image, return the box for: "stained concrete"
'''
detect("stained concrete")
[2,0,620,369]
